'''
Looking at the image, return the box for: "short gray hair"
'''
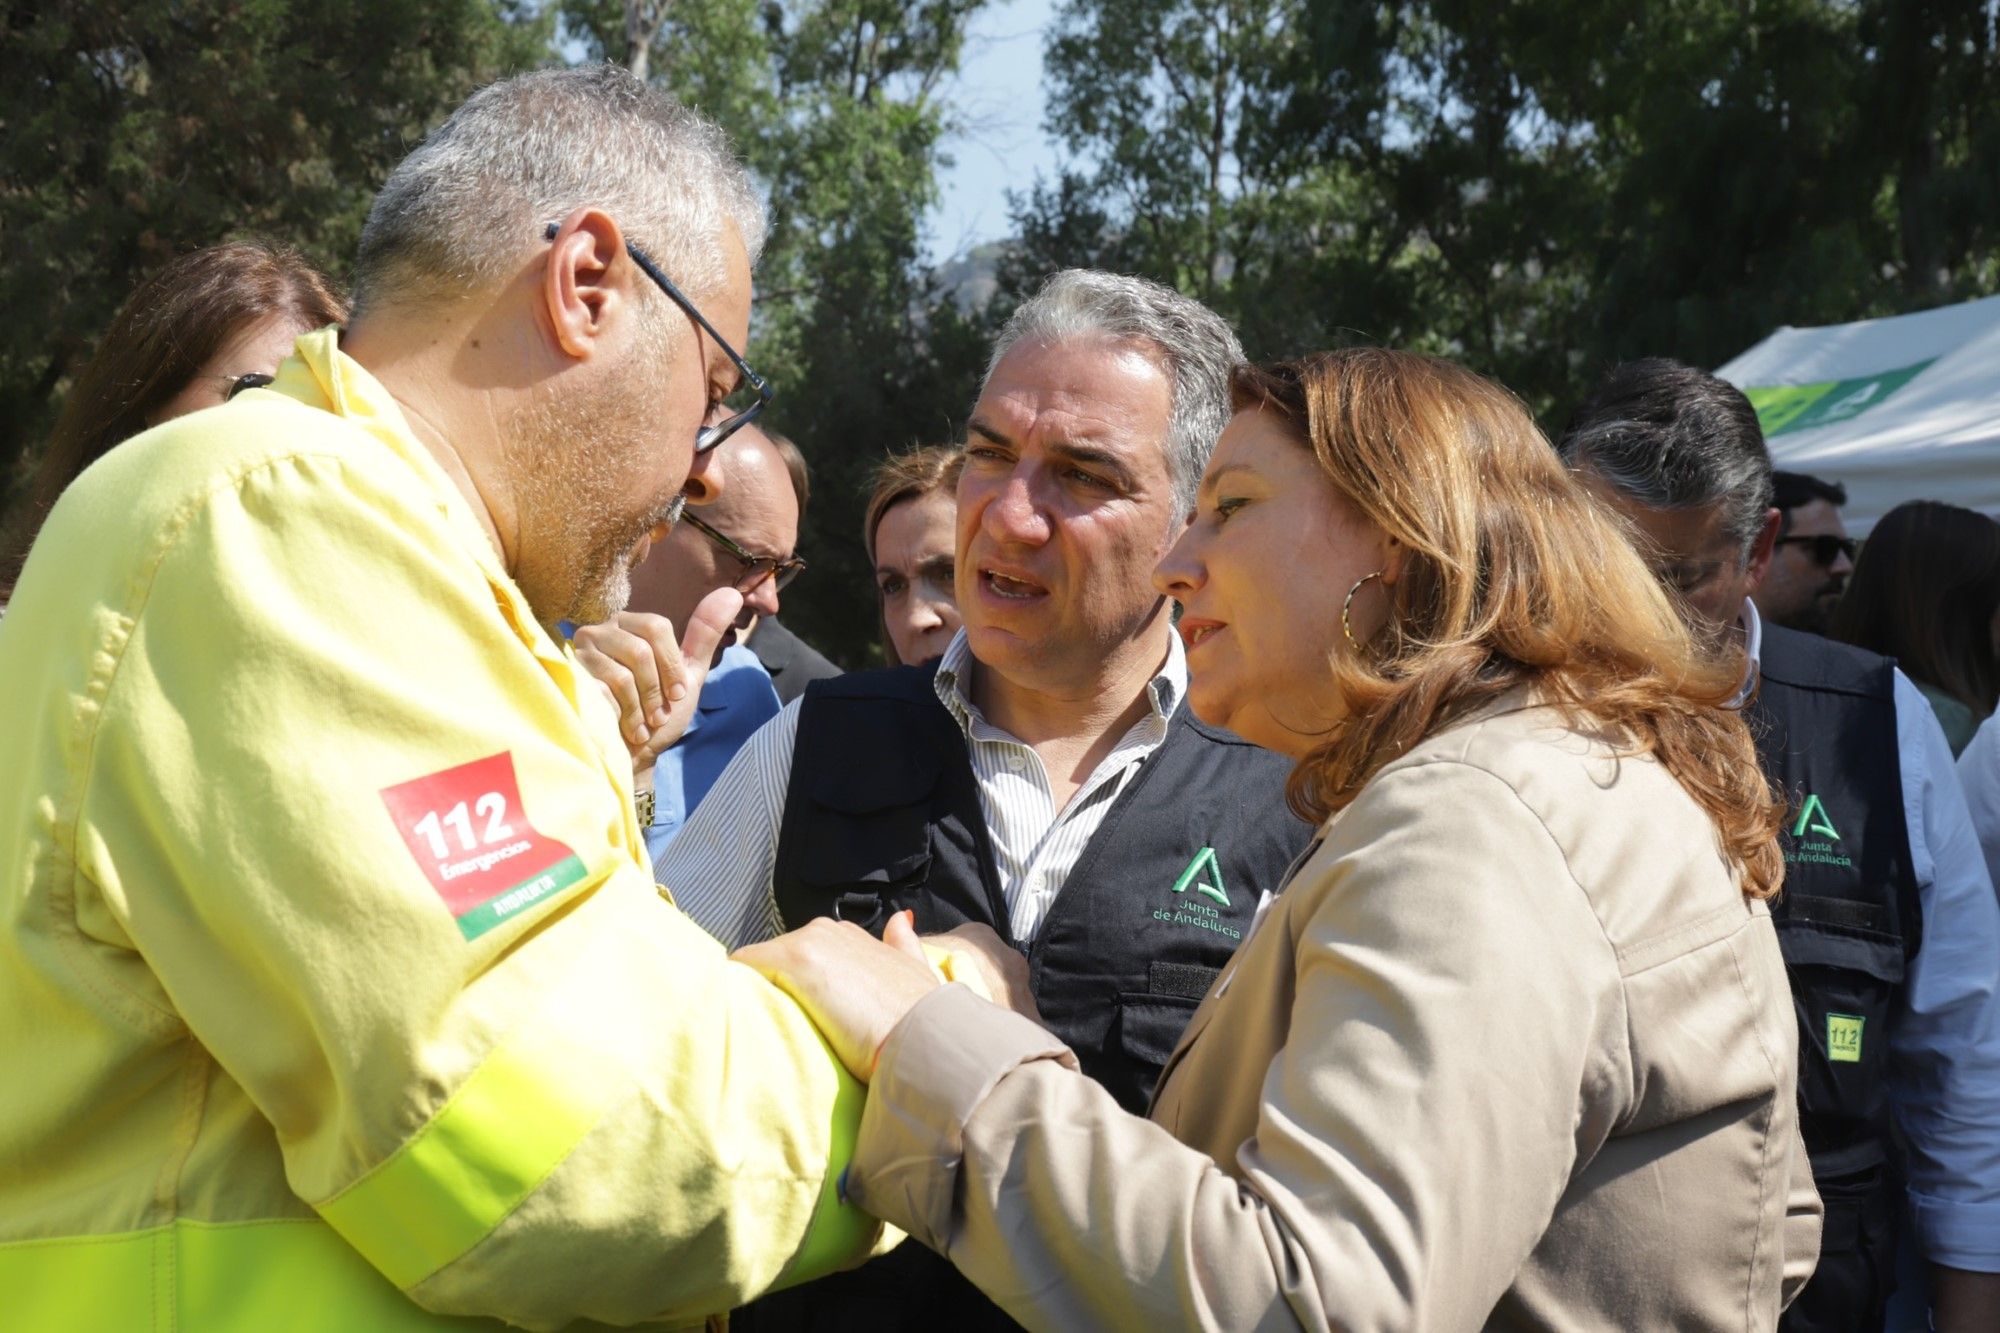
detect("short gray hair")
[1556,358,1774,555]
[988,270,1243,513]
[352,65,764,317]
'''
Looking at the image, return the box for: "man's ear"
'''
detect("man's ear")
[1744,507,1782,594]
[542,208,628,361]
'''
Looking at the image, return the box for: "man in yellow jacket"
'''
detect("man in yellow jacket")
[0,66,881,1329]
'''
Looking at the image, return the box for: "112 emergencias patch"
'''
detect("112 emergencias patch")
[380,751,589,940]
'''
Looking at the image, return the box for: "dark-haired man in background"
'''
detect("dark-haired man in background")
[748,430,845,700]
[1756,470,1856,635]
[1560,359,2000,1333]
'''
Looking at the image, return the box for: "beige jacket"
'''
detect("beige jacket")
[848,697,1822,1330]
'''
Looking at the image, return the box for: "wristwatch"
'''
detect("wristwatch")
[634,786,656,828]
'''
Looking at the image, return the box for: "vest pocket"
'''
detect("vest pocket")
[781,795,933,934]
[1773,904,1905,1156]
[1112,991,1209,1097]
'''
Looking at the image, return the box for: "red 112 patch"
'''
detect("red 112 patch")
[379,751,588,941]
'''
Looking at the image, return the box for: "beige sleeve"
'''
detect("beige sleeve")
[848,760,1624,1331]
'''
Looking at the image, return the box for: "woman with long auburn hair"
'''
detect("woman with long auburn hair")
[1,240,345,601]
[738,349,1818,1330]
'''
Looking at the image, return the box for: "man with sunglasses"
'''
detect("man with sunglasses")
[1561,360,2000,1333]
[0,67,892,1330]
[1755,471,1858,635]
[577,423,805,861]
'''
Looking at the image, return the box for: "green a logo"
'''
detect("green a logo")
[1171,846,1229,906]
[1793,793,1840,841]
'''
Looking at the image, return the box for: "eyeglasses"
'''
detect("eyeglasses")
[1654,558,1732,596]
[541,222,773,456]
[1775,534,1858,567]
[681,510,807,593]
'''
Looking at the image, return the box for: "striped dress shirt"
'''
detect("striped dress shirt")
[656,628,1188,950]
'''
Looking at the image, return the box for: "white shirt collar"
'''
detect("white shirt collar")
[931,625,1187,737]
[1728,598,1764,708]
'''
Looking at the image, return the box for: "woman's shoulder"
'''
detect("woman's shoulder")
[1381,695,1647,796]
[1915,679,1979,756]
[1353,697,1759,963]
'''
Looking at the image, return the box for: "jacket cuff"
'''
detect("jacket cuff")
[846,983,1076,1249]
[1910,1190,2000,1272]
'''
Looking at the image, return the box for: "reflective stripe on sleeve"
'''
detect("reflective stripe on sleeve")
[0,1217,497,1329]
[316,1023,604,1290]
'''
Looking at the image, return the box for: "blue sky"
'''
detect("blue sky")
[929,0,1064,257]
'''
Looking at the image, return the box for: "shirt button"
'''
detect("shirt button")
[1004,752,1025,773]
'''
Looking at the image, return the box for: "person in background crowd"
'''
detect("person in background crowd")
[737,347,1819,1330]
[671,269,1315,1332]
[574,423,802,861]
[0,240,346,603]
[1560,359,2000,1333]
[1956,715,2000,922]
[743,432,844,701]
[865,444,964,666]
[1831,500,2000,757]
[1754,471,1857,635]
[0,66,900,1328]
[748,613,841,699]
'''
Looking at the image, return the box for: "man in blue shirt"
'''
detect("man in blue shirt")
[576,424,805,864]
[1561,359,2000,1333]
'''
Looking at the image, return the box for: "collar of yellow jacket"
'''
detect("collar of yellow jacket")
[271,327,558,658]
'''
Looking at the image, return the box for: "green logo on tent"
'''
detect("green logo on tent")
[1171,847,1229,906]
[1793,794,1840,842]
[1744,358,1935,437]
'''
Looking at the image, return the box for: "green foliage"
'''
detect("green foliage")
[562,0,994,667]
[10,0,1995,668]
[0,0,549,508]
[1016,0,2000,424]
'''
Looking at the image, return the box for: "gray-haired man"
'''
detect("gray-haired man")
[0,66,889,1328]
[662,270,1314,1332]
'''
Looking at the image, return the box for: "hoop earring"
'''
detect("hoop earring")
[1342,571,1385,653]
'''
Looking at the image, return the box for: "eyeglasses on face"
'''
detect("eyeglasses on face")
[224,372,275,401]
[1775,533,1858,567]
[680,510,806,594]
[540,222,774,456]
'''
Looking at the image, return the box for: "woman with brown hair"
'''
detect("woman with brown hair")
[739,348,1819,1329]
[1830,500,2000,756]
[863,445,964,666]
[1,240,346,598]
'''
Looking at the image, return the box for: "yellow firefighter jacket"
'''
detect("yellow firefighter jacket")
[0,329,877,1329]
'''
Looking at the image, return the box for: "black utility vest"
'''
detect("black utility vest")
[1746,623,1921,1180]
[772,663,1315,1113]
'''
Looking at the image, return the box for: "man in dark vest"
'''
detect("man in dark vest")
[1560,359,2000,1333]
[658,269,1314,1330]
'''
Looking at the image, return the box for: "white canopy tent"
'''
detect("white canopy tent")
[1715,292,2000,533]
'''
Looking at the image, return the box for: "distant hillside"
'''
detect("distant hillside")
[933,241,1008,312]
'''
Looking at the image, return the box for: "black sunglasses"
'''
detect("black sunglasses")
[541,222,773,456]
[1775,534,1858,567]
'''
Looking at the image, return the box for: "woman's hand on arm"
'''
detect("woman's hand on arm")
[925,922,1044,1026]
[735,914,941,1080]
